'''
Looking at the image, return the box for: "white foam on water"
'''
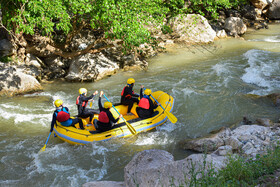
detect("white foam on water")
[211,63,230,77]
[241,49,280,95]
[248,36,280,43]
[134,130,174,146]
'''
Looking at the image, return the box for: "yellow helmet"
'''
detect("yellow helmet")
[127,78,135,84]
[104,101,112,109]
[54,99,63,107]
[79,88,87,95]
[144,89,152,96]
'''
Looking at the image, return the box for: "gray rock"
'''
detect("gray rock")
[215,145,233,156]
[0,39,14,57]
[0,63,42,96]
[124,149,174,187]
[266,0,280,19]
[65,53,119,82]
[170,14,217,43]
[224,17,247,36]
[224,137,243,150]
[83,181,124,187]
[249,0,272,10]
[256,118,274,127]
[124,149,227,187]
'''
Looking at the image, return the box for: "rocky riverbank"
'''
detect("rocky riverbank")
[1,0,280,96]
[83,93,280,187]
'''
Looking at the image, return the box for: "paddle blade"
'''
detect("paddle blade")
[90,101,93,108]
[164,110,177,124]
[39,145,46,153]
[125,121,137,135]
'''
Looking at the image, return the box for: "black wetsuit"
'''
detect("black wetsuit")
[95,97,120,132]
[120,84,139,113]
[76,94,98,123]
[136,88,158,119]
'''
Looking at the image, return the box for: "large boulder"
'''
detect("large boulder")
[266,0,280,19]
[83,181,124,187]
[224,17,247,36]
[0,63,42,96]
[249,0,272,10]
[170,14,217,43]
[65,53,119,82]
[0,39,15,57]
[124,149,227,187]
[178,127,230,153]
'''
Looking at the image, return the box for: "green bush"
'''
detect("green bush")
[185,145,280,186]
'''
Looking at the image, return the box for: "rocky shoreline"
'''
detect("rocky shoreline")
[0,0,280,96]
[83,94,280,187]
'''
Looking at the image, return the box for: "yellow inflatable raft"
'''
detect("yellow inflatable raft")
[53,91,174,145]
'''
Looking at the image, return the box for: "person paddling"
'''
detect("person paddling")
[94,91,122,132]
[120,78,139,114]
[50,99,84,133]
[76,88,98,124]
[136,87,159,119]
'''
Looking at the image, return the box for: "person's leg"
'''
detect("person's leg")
[71,118,84,129]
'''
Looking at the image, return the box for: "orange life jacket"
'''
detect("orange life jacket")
[138,98,150,109]
[98,111,110,123]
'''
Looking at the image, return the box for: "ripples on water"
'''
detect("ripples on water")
[0,24,280,186]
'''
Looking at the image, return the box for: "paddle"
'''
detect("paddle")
[144,88,177,124]
[39,132,52,153]
[103,94,137,135]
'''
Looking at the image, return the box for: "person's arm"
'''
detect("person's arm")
[107,111,120,123]
[149,98,158,110]
[139,87,143,98]
[98,97,103,111]
[81,94,94,101]
[50,112,56,132]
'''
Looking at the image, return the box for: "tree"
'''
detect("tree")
[0,0,170,58]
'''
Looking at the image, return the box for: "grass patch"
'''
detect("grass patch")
[185,145,280,186]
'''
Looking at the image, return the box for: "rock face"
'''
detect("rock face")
[170,14,217,43]
[224,17,247,36]
[0,63,42,96]
[179,127,230,153]
[249,0,271,10]
[82,181,124,187]
[65,53,119,82]
[0,39,14,57]
[123,149,227,187]
[266,0,280,19]
[180,124,278,158]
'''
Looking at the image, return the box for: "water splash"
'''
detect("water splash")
[241,49,280,95]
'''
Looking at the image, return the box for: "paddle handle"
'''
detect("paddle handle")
[45,132,52,145]
[143,88,164,110]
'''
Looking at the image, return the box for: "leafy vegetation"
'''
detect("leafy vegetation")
[186,0,249,20]
[185,145,280,186]
[0,0,249,58]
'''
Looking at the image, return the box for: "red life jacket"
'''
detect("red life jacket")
[56,108,70,122]
[98,111,110,123]
[76,95,88,107]
[138,98,150,109]
[121,86,135,99]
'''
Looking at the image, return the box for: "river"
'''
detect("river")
[0,24,280,186]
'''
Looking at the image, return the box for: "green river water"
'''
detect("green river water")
[0,24,280,186]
